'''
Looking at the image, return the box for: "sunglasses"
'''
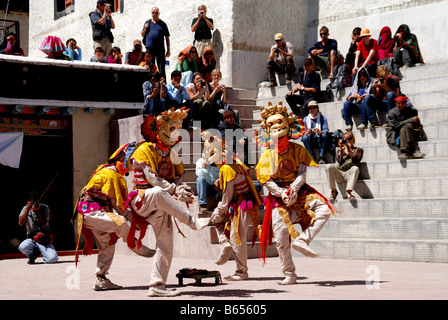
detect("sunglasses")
[152,12,159,14]
[308,106,318,110]
[190,51,197,54]
[320,32,328,36]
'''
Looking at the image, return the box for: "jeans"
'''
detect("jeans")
[142,98,166,115]
[301,132,328,159]
[285,94,313,119]
[342,100,367,126]
[364,93,396,125]
[18,238,59,263]
[196,176,217,206]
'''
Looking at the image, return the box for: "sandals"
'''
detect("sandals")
[346,191,356,201]
[329,190,338,201]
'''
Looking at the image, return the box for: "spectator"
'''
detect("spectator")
[342,67,372,131]
[142,72,166,115]
[195,151,220,214]
[0,32,25,56]
[108,46,122,64]
[325,131,364,201]
[124,40,144,65]
[139,51,159,73]
[208,69,230,127]
[175,45,199,87]
[165,70,194,128]
[141,7,170,78]
[362,65,401,129]
[285,58,321,119]
[345,27,361,69]
[301,100,329,164]
[18,191,58,264]
[308,26,338,79]
[386,94,425,160]
[199,46,216,83]
[267,33,296,86]
[218,109,241,137]
[186,72,212,129]
[352,28,380,78]
[393,24,424,69]
[191,4,214,58]
[90,47,108,63]
[89,0,115,57]
[377,26,394,60]
[40,35,71,60]
[63,38,82,61]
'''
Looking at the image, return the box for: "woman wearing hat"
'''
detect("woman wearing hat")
[352,28,380,78]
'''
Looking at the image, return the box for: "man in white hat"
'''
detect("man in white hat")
[267,33,296,86]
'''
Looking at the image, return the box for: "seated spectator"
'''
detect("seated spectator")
[218,109,241,137]
[108,46,122,64]
[301,100,329,164]
[139,51,159,73]
[377,26,394,60]
[186,72,212,129]
[308,26,338,79]
[63,38,82,61]
[352,28,380,78]
[345,27,361,69]
[361,65,401,129]
[393,24,424,69]
[267,33,296,86]
[142,72,166,115]
[342,67,372,131]
[195,151,220,214]
[0,32,25,56]
[285,58,321,119]
[124,40,144,65]
[175,45,199,87]
[386,94,425,160]
[40,35,71,60]
[199,46,216,83]
[90,47,108,63]
[165,70,194,128]
[325,131,364,201]
[208,69,231,127]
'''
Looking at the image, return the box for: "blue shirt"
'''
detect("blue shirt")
[166,83,190,104]
[63,47,82,61]
[308,39,338,57]
[142,19,170,49]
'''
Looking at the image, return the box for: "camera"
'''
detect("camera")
[274,47,280,54]
[341,139,347,144]
[379,78,385,84]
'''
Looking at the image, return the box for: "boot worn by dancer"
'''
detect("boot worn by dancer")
[224,271,248,281]
[292,238,318,258]
[148,285,180,297]
[277,275,297,285]
[215,240,233,265]
[94,274,122,291]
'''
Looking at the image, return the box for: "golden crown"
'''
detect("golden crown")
[157,107,189,125]
[259,101,295,129]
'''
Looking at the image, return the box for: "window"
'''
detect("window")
[54,0,75,20]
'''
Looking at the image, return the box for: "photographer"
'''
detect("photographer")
[267,33,296,86]
[301,101,329,164]
[89,0,115,57]
[18,191,58,264]
[186,72,212,129]
[142,72,166,115]
[393,24,424,69]
[191,4,214,58]
[325,131,364,201]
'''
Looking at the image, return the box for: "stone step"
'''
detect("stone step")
[304,238,448,263]
[315,217,448,241]
[326,197,448,218]
[306,157,448,181]
[309,176,448,200]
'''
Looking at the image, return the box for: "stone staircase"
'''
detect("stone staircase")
[254,62,448,263]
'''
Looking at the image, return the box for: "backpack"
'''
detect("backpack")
[329,63,352,90]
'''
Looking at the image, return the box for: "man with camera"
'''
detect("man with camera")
[301,100,329,164]
[191,4,214,58]
[18,191,58,264]
[267,33,296,86]
[89,0,115,57]
[186,72,212,129]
